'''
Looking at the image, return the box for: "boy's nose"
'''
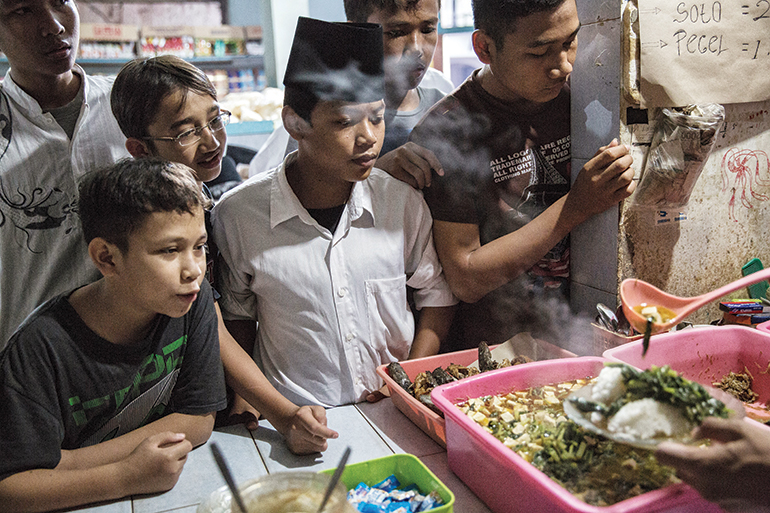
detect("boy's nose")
[181,254,204,281]
[549,50,574,79]
[404,32,424,58]
[197,125,221,149]
[41,10,66,37]
[356,123,377,147]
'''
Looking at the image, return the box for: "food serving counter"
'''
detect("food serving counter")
[62,326,770,513]
[66,400,492,513]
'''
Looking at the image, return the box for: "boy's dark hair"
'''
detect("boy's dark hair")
[343,0,441,23]
[110,55,217,141]
[472,0,567,50]
[283,85,319,123]
[78,158,210,253]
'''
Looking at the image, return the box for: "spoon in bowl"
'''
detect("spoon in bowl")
[620,267,770,335]
[317,446,351,513]
[210,442,248,513]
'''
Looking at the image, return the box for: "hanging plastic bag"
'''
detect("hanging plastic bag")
[629,103,725,209]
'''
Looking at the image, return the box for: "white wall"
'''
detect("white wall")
[309,0,345,21]
[260,0,309,87]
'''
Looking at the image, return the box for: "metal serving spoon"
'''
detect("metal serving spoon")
[317,446,351,513]
[210,442,248,513]
[620,267,770,335]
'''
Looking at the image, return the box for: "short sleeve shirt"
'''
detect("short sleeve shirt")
[0,279,226,480]
[212,155,456,407]
[410,70,572,350]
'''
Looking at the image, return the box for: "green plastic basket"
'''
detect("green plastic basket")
[320,453,454,513]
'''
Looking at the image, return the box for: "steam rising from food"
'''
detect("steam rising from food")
[291,62,384,105]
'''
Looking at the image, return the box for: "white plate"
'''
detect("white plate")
[563,382,746,450]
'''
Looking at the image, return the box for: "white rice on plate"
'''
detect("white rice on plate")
[607,398,693,439]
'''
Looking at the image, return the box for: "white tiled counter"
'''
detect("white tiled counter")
[66,399,492,513]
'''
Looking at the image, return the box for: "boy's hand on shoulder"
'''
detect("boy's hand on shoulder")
[568,139,636,219]
[121,432,192,495]
[377,143,444,190]
[282,406,339,455]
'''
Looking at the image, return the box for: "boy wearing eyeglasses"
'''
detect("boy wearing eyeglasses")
[110,55,338,455]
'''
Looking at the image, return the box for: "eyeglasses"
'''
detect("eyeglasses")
[143,111,231,147]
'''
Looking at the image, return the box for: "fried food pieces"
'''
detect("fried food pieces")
[387,342,532,417]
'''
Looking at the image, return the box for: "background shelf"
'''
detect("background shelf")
[0,55,263,77]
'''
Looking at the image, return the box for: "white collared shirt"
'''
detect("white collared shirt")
[212,152,456,407]
[0,67,129,348]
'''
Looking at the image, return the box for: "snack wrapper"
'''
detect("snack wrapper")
[347,475,443,512]
[630,103,725,209]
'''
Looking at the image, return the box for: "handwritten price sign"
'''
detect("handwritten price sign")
[639,0,770,107]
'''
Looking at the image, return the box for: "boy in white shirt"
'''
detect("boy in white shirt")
[0,0,129,347]
[110,55,337,453]
[213,17,456,407]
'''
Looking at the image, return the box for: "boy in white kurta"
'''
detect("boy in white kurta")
[212,17,456,408]
[0,0,129,348]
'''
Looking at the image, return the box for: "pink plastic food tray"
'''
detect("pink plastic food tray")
[604,325,770,422]
[376,340,575,447]
[430,357,726,513]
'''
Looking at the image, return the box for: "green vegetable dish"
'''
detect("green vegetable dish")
[572,364,731,425]
[455,365,729,507]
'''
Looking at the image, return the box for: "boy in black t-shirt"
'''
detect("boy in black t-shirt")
[409,0,637,350]
[0,159,226,513]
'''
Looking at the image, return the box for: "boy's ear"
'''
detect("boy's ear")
[472,30,494,65]
[88,237,121,277]
[282,105,311,140]
[125,137,151,158]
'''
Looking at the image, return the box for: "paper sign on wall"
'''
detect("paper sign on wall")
[639,0,770,107]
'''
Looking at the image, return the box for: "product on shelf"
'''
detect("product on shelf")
[219,88,283,123]
[227,69,255,93]
[78,23,138,60]
[206,70,230,100]
[140,26,195,59]
[194,26,245,58]
[243,26,264,56]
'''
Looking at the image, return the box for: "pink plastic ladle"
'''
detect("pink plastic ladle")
[620,267,770,334]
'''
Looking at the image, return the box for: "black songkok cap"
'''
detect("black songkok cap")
[283,17,385,104]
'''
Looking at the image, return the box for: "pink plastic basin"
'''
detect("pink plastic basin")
[430,357,726,513]
[604,325,770,422]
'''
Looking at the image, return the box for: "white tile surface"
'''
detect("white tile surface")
[62,501,133,513]
[356,400,444,458]
[571,282,619,326]
[571,20,621,160]
[570,196,620,295]
[133,425,266,513]
[575,0,621,25]
[65,401,494,513]
[251,405,395,474]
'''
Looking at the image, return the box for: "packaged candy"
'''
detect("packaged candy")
[346,475,443,512]
[373,475,401,492]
